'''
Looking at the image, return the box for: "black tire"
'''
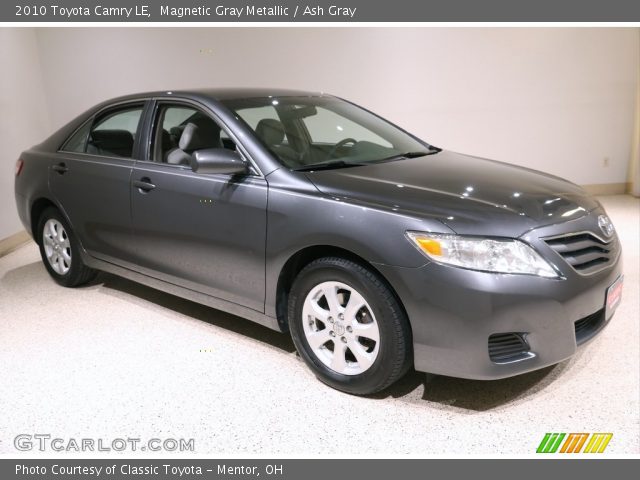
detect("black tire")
[37,207,97,287]
[288,257,412,395]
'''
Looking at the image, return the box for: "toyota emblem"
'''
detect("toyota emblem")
[597,215,615,238]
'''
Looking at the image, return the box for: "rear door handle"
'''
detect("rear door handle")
[52,163,68,174]
[133,177,156,192]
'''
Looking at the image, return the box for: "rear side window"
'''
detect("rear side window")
[61,120,92,153]
[62,104,144,158]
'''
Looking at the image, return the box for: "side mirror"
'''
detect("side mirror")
[191,148,248,175]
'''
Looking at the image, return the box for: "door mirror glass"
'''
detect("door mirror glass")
[191,148,248,175]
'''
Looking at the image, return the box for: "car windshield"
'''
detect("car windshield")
[221,96,437,170]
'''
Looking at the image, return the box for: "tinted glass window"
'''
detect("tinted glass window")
[162,107,195,130]
[86,105,144,158]
[303,107,391,146]
[94,109,142,134]
[61,120,92,153]
[236,105,289,145]
[223,96,430,169]
[151,104,237,164]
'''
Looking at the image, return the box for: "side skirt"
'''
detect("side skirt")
[83,253,282,332]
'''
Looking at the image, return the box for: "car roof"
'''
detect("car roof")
[104,88,326,104]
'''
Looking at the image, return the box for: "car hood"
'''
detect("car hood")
[304,150,599,237]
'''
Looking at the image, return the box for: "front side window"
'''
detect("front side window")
[62,104,143,158]
[236,105,289,144]
[150,104,237,165]
[223,96,433,169]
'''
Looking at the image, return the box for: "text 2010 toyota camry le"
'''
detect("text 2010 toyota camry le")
[14,89,623,395]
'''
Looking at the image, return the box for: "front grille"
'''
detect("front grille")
[544,232,619,275]
[575,309,606,345]
[488,333,531,363]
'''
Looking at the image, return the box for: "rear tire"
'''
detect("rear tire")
[37,207,96,287]
[288,257,412,395]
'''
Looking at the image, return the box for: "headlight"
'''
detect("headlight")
[406,231,558,278]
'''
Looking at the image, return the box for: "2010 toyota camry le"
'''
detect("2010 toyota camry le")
[14,89,623,395]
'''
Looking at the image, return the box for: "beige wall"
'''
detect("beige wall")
[0,29,49,239]
[1,27,639,239]
[630,29,640,197]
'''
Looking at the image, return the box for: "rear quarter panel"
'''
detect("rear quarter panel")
[14,148,54,238]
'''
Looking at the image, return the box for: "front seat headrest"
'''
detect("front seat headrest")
[179,120,222,152]
[256,119,285,146]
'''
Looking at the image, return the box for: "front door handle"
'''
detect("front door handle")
[133,177,156,192]
[52,163,68,174]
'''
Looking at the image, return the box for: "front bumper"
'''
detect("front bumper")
[375,211,623,380]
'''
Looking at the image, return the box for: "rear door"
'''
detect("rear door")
[128,100,268,312]
[50,101,148,264]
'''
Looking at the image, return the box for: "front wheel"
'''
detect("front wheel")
[288,257,412,395]
[37,207,96,287]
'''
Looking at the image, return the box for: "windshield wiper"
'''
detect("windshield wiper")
[294,146,441,171]
[294,160,368,172]
[377,149,439,163]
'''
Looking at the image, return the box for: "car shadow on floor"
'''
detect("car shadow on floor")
[369,361,575,411]
[93,272,298,354]
[3,261,575,411]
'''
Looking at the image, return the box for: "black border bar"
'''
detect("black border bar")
[3,459,640,480]
[3,0,640,22]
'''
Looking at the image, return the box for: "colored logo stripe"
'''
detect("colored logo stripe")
[583,433,613,453]
[537,433,613,453]
[536,433,565,453]
[560,433,589,453]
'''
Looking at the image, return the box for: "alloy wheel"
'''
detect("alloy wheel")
[42,219,71,275]
[301,281,380,375]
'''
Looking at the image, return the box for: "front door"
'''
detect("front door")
[129,102,268,312]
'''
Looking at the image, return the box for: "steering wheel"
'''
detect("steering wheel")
[327,138,358,159]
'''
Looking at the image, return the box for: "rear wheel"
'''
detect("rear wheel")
[288,257,412,395]
[37,207,96,287]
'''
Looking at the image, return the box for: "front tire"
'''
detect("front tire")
[37,207,96,287]
[288,257,412,395]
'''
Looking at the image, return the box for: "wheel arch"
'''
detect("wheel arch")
[30,197,58,245]
[275,245,410,336]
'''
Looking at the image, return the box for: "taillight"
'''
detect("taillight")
[15,158,24,176]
